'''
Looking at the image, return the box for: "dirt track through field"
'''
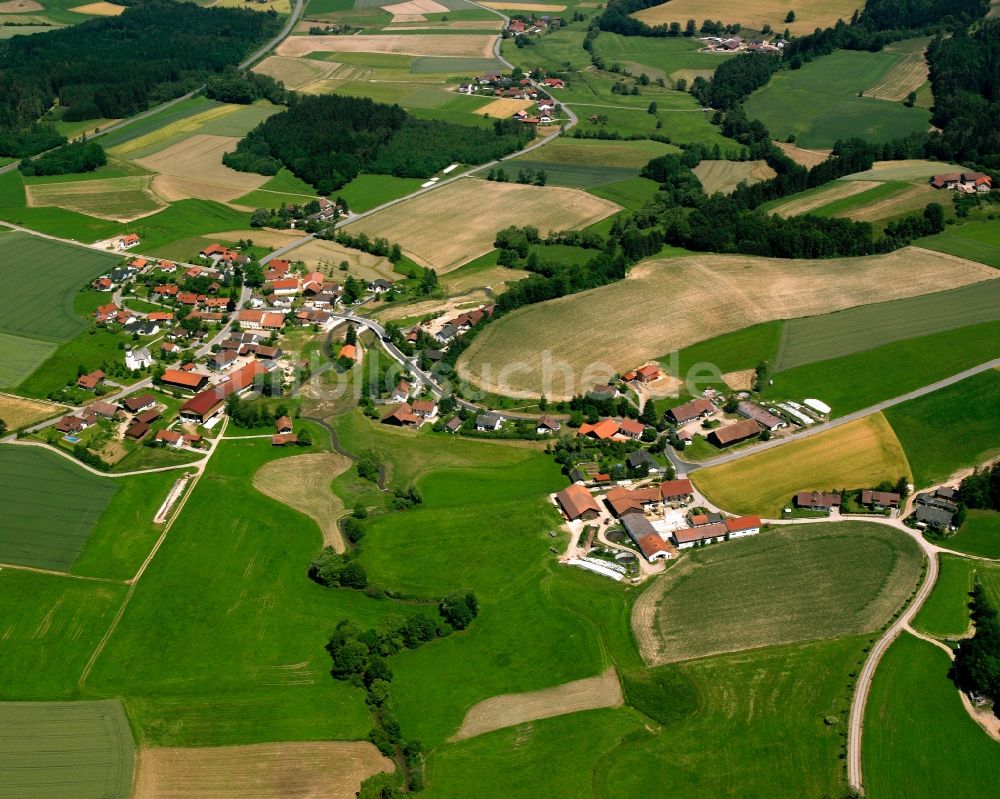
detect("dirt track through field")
[252,452,352,552]
[451,668,623,741]
[133,741,393,799]
[457,247,998,398]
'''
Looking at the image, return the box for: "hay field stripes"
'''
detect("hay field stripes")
[344,178,621,273]
[774,274,1000,371]
[632,521,923,666]
[108,103,244,159]
[841,182,936,222]
[25,176,167,223]
[456,247,998,398]
[691,414,911,518]
[769,180,882,217]
[0,392,65,429]
[865,37,930,101]
[252,55,349,91]
[252,452,353,551]
[132,742,393,799]
[0,445,120,570]
[0,699,135,799]
[692,159,776,195]
[276,33,497,59]
[633,0,861,35]
[451,668,623,741]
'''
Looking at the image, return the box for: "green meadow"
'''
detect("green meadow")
[942,510,1000,559]
[745,50,931,148]
[919,219,1000,268]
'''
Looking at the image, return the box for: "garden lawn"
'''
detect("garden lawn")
[744,50,931,148]
[0,445,118,571]
[633,522,922,664]
[884,369,1000,487]
[943,510,1000,559]
[862,632,1000,799]
[767,319,1000,417]
[692,415,911,518]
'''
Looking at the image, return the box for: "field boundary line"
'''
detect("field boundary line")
[77,420,225,688]
[0,561,125,584]
[6,439,207,478]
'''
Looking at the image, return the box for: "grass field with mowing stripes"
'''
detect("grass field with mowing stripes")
[863,632,1000,798]
[774,278,1000,371]
[919,219,1000,268]
[692,415,911,518]
[0,700,134,799]
[632,521,922,665]
[883,368,1000,487]
[0,445,118,570]
[941,510,1000,559]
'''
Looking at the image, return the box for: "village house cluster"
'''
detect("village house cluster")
[458,71,564,126]
[700,35,784,54]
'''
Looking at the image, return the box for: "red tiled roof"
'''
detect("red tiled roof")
[161,369,207,389]
[725,515,761,533]
[555,483,601,520]
[660,479,694,499]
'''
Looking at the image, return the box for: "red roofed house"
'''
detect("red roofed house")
[76,370,105,391]
[118,233,140,250]
[666,397,714,425]
[179,361,267,424]
[94,303,119,323]
[236,310,285,331]
[275,415,293,433]
[659,479,694,504]
[542,77,565,88]
[381,403,421,427]
[708,418,761,448]
[338,344,358,362]
[635,364,660,383]
[270,278,301,296]
[55,415,88,434]
[272,433,299,446]
[92,277,113,291]
[725,515,761,538]
[156,429,184,447]
[555,483,601,521]
[672,522,728,549]
[578,418,619,440]
[148,311,174,322]
[618,418,646,440]
[160,369,208,391]
[302,271,326,294]
[199,243,227,258]
[153,284,179,297]
[621,512,676,561]
[410,399,437,419]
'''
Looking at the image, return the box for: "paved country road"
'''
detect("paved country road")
[0,0,307,176]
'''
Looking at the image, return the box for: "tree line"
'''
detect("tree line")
[0,0,281,157]
[19,140,105,176]
[223,93,533,194]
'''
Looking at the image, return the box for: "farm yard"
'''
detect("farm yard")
[0,445,119,570]
[691,414,911,517]
[451,668,623,741]
[692,159,776,195]
[252,452,353,551]
[862,633,1000,799]
[0,700,134,799]
[632,0,861,35]
[132,742,392,799]
[632,522,922,665]
[744,50,932,148]
[456,247,997,398]
[343,178,620,272]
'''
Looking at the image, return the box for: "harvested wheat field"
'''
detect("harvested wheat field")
[768,180,882,217]
[0,0,41,11]
[208,229,302,248]
[774,141,831,168]
[841,159,963,182]
[692,159,776,195]
[71,1,125,14]
[26,176,166,222]
[0,393,64,429]
[136,135,269,202]
[865,37,930,101]
[481,2,566,10]
[277,33,497,59]
[252,55,344,91]
[451,668,623,741]
[383,0,448,14]
[692,414,911,518]
[477,97,533,117]
[632,519,923,666]
[253,452,352,551]
[133,741,393,799]
[634,0,858,35]
[457,248,997,398]
[283,239,398,283]
[722,369,755,391]
[345,178,620,273]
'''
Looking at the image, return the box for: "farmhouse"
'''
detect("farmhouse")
[76,370,105,391]
[270,278,300,296]
[737,401,787,431]
[410,399,438,419]
[476,413,504,431]
[91,401,120,419]
[55,415,88,434]
[634,364,660,383]
[795,491,842,512]
[688,511,724,527]
[237,310,285,331]
[579,418,619,440]
[672,522,728,549]
[861,490,901,510]
[660,478,694,503]
[536,415,561,435]
[931,172,992,192]
[209,349,238,371]
[555,483,601,521]
[725,515,761,538]
[117,233,140,250]
[179,361,268,424]
[156,429,183,447]
[914,504,954,531]
[666,397,714,425]
[382,403,422,427]
[618,418,646,440]
[125,420,150,439]
[123,394,156,414]
[621,512,677,561]
[605,485,661,517]
[708,419,761,448]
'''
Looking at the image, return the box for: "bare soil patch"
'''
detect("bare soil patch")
[345,178,620,273]
[769,180,882,217]
[0,392,65,429]
[133,741,393,799]
[457,248,998,398]
[451,668,623,741]
[383,0,448,13]
[137,135,268,202]
[253,452,353,552]
[276,33,497,59]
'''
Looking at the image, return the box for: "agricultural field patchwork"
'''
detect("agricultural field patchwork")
[344,178,620,272]
[744,50,932,148]
[457,247,995,398]
[633,0,860,35]
[691,414,911,517]
[0,445,119,570]
[633,521,922,665]
[0,700,134,799]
